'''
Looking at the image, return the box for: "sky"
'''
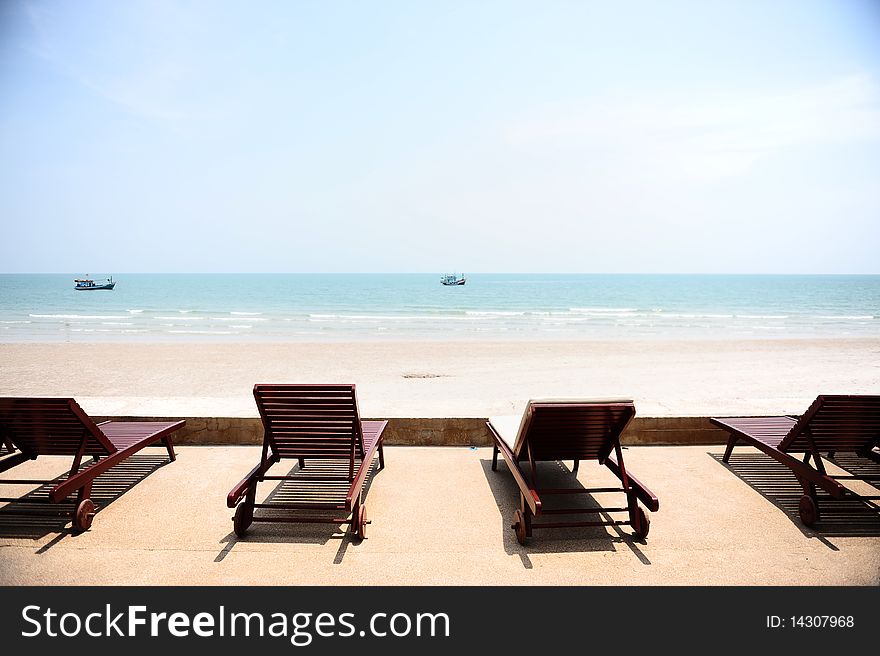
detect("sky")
[1,0,879,273]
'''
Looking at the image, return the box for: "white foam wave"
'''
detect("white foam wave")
[71,328,117,333]
[29,314,129,320]
[309,314,469,321]
[167,330,237,335]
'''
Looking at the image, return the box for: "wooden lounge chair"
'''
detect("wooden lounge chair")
[227,384,387,539]
[488,398,659,544]
[712,395,880,525]
[0,397,184,531]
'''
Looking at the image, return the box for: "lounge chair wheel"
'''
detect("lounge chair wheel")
[513,509,527,545]
[234,503,253,537]
[633,507,650,539]
[355,505,368,540]
[73,499,95,532]
[798,495,819,526]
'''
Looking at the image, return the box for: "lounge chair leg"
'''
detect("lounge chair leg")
[722,435,738,463]
[798,494,820,526]
[624,479,644,538]
[572,459,579,473]
[73,484,95,532]
[351,494,368,540]
[491,444,499,471]
[234,482,256,537]
[298,458,305,470]
[797,479,821,526]
[632,506,650,539]
[163,436,176,462]
[519,495,533,538]
[513,495,532,545]
[378,444,385,471]
[513,509,527,544]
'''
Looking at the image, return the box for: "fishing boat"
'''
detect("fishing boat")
[440,273,466,286]
[74,276,116,291]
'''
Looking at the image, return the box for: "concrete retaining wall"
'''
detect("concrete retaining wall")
[96,416,731,447]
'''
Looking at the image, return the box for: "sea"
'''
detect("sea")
[0,274,877,342]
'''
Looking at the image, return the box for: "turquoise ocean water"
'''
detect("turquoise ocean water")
[0,274,877,342]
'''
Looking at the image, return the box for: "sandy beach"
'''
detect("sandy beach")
[1,338,877,418]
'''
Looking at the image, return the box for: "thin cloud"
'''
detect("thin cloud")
[20,0,217,123]
[505,74,880,182]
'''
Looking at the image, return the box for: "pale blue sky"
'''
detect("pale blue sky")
[1,0,879,273]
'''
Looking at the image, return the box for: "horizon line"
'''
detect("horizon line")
[2,271,879,276]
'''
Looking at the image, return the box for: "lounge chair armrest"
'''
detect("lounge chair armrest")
[345,425,387,513]
[50,421,186,503]
[605,453,660,512]
[227,462,266,508]
[487,422,542,516]
[712,421,849,499]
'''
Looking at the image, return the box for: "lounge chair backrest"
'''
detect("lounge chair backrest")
[780,394,880,454]
[513,398,635,462]
[0,397,116,457]
[253,384,364,460]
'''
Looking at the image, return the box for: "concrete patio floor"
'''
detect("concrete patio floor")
[1,445,878,586]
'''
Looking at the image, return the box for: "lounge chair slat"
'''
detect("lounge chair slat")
[0,398,116,456]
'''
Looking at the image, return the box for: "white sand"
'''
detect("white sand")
[1,338,878,418]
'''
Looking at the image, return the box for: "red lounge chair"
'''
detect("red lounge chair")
[712,395,880,525]
[0,397,184,531]
[488,398,658,544]
[227,384,387,539]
